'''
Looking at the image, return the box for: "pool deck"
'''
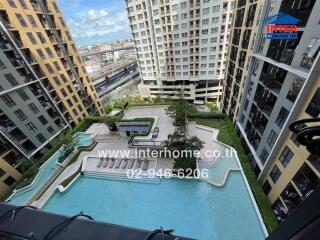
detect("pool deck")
[32,106,232,208]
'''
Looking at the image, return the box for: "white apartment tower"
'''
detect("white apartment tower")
[126,0,233,102]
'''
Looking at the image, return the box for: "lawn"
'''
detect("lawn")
[193,116,278,233]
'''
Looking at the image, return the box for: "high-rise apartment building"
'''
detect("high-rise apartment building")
[0,0,103,192]
[126,0,234,102]
[223,0,320,222]
[222,0,264,123]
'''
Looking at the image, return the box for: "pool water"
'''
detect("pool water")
[8,133,92,205]
[202,149,240,186]
[43,172,265,240]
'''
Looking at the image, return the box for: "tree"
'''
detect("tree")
[105,117,118,131]
[164,130,204,174]
[165,91,189,126]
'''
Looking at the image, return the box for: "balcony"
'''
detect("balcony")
[279,0,316,26]
[293,163,320,198]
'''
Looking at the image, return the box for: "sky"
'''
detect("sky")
[58,0,131,47]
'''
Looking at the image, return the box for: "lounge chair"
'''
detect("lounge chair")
[127,159,135,169]
[122,159,129,169]
[97,157,103,167]
[115,159,123,168]
[108,158,115,168]
[142,160,149,170]
[135,160,142,169]
[103,157,110,167]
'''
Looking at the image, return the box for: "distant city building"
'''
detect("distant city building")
[0,0,103,192]
[126,0,234,103]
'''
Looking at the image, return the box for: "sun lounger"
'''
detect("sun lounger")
[115,159,123,169]
[97,157,103,167]
[127,159,135,169]
[122,159,129,169]
[108,158,115,168]
[142,160,149,170]
[103,157,110,167]
[135,160,142,169]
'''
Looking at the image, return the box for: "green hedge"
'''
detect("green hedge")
[61,165,81,188]
[122,118,155,144]
[2,117,104,197]
[188,112,225,120]
[194,115,278,233]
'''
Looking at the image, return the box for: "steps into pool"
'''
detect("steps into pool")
[83,171,161,184]
[197,156,222,169]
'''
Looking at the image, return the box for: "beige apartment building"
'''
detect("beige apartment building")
[0,0,103,193]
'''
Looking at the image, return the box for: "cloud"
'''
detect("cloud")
[87,9,108,20]
[66,9,130,43]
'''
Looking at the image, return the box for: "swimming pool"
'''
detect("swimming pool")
[43,172,266,240]
[198,148,240,186]
[7,133,93,206]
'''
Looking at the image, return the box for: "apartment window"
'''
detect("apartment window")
[0,59,6,70]
[25,122,37,132]
[45,64,54,74]
[28,103,39,113]
[36,49,46,60]
[262,180,272,195]
[244,98,249,111]
[53,62,61,71]
[60,89,67,97]
[27,15,37,27]
[27,32,37,44]
[18,0,28,9]
[0,168,5,178]
[45,48,54,58]
[212,17,219,23]
[14,109,27,121]
[37,32,46,43]
[17,89,29,101]
[306,88,320,117]
[202,19,209,25]
[47,126,54,134]
[60,74,67,83]
[36,133,46,143]
[203,8,209,15]
[260,148,269,164]
[172,4,178,11]
[267,130,278,147]
[180,2,187,9]
[279,146,294,167]
[181,13,187,19]
[202,29,208,35]
[38,115,48,125]
[3,176,16,186]
[7,0,16,8]
[5,74,18,86]
[276,107,289,128]
[211,27,218,33]
[270,165,281,183]
[212,5,220,12]
[16,14,27,27]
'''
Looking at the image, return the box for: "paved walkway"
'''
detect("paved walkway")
[187,122,226,162]
[124,106,175,141]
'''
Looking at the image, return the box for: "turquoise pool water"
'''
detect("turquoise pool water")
[202,149,240,186]
[43,172,266,240]
[8,133,92,206]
